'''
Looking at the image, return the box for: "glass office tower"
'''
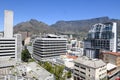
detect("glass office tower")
[84,22,117,58]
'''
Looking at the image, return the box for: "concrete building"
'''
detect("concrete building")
[0,10,16,60]
[0,38,16,59]
[73,56,107,80]
[24,37,31,45]
[16,62,55,80]
[84,22,118,59]
[4,10,13,38]
[71,39,77,48]
[0,33,3,38]
[67,48,84,57]
[100,51,120,79]
[33,34,67,61]
[77,41,84,48]
[14,34,22,62]
[27,46,33,54]
[100,51,120,67]
[0,62,55,80]
[18,31,30,40]
[0,10,22,63]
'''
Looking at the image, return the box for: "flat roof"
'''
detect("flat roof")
[67,55,78,59]
[26,62,53,80]
[107,63,117,71]
[36,38,67,40]
[102,51,120,56]
[0,58,15,68]
[74,56,106,69]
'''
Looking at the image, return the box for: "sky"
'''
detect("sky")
[0,0,120,31]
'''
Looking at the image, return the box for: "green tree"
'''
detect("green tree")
[67,71,72,78]
[54,65,65,80]
[44,62,54,73]
[38,61,66,80]
[21,49,31,62]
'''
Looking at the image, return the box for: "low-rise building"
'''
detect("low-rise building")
[100,51,120,66]
[24,37,31,45]
[73,56,107,80]
[100,51,120,79]
[0,62,55,80]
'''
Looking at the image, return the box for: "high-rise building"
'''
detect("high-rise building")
[4,10,13,38]
[0,10,22,64]
[0,10,16,60]
[33,34,67,61]
[84,22,117,58]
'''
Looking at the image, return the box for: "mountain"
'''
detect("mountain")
[14,17,120,40]
[51,17,120,34]
[14,19,56,35]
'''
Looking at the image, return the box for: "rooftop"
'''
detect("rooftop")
[16,62,54,80]
[46,34,60,38]
[102,51,120,56]
[35,37,67,40]
[107,63,117,71]
[74,56,106,69]
[0,58,15,68]
[66,55,78,59]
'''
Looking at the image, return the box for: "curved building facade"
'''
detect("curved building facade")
[33,38,67,61]
[84,22,117,58]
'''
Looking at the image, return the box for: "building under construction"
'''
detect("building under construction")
[84,22,118,58]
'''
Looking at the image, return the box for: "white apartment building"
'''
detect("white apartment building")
[73,56,107,80]
[33,35,67,61]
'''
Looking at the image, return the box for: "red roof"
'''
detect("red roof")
[102,51,120,56]
[66,55,78,59]
[115,77,120,80]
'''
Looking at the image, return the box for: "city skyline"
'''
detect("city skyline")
[0,9,120,79]
[0,0,120,31]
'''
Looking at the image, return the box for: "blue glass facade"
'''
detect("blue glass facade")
[84,22,117,58]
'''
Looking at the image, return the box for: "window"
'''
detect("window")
[75,63,79,67]
[80,71,86,75]
[80,76,85,79]
[89,74,90,77]
[89,69,90,72]
[80,67,86,70]
[74,69,79,72]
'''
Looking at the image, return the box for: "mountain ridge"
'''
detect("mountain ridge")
[50,16,120,33]
[14,19,56,34]
[14,16,120,39]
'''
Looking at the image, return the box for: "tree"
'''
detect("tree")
[21,49,31,62]
[38,61,66,80]
[54,65,65,80]
[67,71,72,78]
[44,62,54,73]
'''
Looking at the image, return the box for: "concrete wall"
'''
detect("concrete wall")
[103,54,116,65]
[4,10,13,38]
